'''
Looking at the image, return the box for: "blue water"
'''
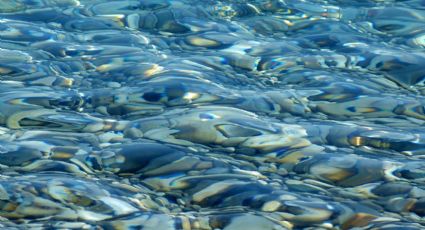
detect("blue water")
[0,0,424,229]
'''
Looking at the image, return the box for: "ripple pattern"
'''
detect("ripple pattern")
[0,0,425,229]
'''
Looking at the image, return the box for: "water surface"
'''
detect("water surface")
[0,0,425,229]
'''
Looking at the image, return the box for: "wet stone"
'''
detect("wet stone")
[371,182,413,197]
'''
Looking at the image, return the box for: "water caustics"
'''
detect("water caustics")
[0,0,425,229]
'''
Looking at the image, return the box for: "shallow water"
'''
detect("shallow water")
[0,0,425,229]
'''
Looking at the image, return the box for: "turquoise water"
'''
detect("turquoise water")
[0,0,425,229]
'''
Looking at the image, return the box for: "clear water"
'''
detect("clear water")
[0,0,425,229]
